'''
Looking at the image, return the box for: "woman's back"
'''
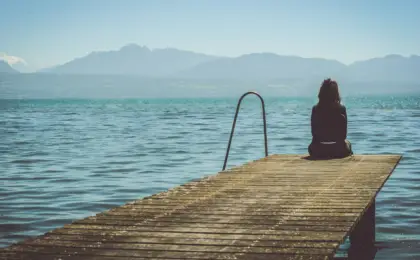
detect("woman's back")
[311,103,347,143]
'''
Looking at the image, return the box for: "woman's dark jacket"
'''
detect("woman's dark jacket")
[311,103,347,143]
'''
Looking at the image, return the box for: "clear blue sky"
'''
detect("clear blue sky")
[1,0,419,70]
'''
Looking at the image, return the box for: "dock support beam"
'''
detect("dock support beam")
[348,201,377,260]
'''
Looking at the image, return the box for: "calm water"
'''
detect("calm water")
[1,96,420,259]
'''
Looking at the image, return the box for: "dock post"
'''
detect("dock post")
[348,201,377,260]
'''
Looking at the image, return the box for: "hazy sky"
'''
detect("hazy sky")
[1,0,419,70]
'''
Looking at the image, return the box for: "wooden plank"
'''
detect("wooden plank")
[5,242,336,254]
[47,229,345,241]
[21,234,340,248]
[0,252,331,260]
[0,154,401,260]
[76,217,356,227]
[2,244,336,260]
[88,214,359,222]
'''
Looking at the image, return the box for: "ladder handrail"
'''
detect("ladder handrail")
[222,91,268,171]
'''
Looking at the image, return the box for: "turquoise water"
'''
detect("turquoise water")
[1,96,420,259]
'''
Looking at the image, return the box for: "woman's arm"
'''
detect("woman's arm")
[341,106,347,139]
[311,106,318,140]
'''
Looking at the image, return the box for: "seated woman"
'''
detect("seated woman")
[308,78,353,158]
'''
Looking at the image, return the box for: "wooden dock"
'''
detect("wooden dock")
[1,154,401,260]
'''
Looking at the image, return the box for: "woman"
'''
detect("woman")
[308,78,353,158]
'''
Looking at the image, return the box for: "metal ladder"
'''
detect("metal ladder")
[222,91,268,171]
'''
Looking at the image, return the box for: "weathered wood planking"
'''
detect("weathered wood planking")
[0,154,401,260]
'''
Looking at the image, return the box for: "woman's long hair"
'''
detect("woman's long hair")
[317,78,341,107]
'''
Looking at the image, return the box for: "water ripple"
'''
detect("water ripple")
[1,96,420,259]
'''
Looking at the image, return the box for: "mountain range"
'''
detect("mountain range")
[43,44,218,76]
[2,44,420,84]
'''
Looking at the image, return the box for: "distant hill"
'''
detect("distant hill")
[0,60,19,74]
[345,54,420,83]
[180,53,347,79]
[182,53,420,82]
[46,44,218,76]
[41,44,420,83]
